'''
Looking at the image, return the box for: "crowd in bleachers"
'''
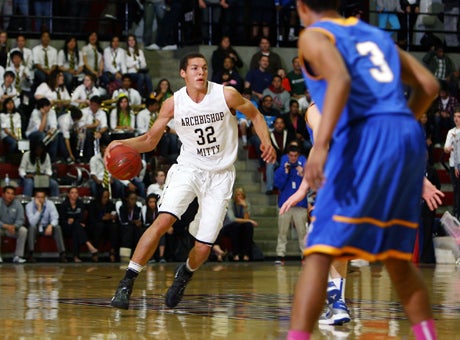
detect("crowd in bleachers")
[0,0,459,264]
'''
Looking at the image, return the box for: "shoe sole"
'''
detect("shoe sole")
[110,299,129,310]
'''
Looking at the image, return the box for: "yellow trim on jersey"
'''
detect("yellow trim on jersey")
[332,215,418,229]
[320,17,359,27]
[303,245,413,262]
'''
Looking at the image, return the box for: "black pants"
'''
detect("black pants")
[220,222,254,258]
[62,221,89,257]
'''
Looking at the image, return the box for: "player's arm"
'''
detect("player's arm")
[399,48,440,119]
[224,86,276,163]
[299,29,351,189]
[106,97,174,155]
[422,177,444,211]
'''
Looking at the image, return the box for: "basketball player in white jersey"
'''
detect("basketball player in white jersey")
[108,53,276,310]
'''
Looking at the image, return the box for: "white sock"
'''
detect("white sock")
[332,278,346,301]
[128,260,145,274]
[186,258,198,272]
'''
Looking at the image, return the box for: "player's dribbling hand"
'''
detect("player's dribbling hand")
[260,143,276,164]
[305,146,327,190]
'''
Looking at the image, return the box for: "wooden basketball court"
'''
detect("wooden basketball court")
[0,261,458,339]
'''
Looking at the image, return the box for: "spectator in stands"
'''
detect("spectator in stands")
[0,185,28,263]
[120,159,147,199]
[26,188,67,262]
[146,169,166,197]
[249,37,282,75]
[423,46,456,89]
[143,0,166,51]
[10,35,33,72]
[276,0,299,42]
[137,97,159,136]
[152,78,173,107]
[0,30,9,69]
[57,36,84,94]
[443,0,459,47]
[59,186,98,262]
[219,187,258,261]
[89,140,125,199]
[444,110,460,218]
[117,191,144,260]
[285,99,311,155]
[211,35,243,77]
[101,35,126,91]
[158,117,181,164]
[199,0,227,44]
[81,95,109,159]
[33,0,52,31]
[398,0,420,48]
[211,56,243,92]
[245,55,273,103]
[7,50,33,98]
[262,75,291,114]
[109,95,136,134]
[71,74,101,107]
[57,106,88,163]
[81,32,104,83]
[235,88,257,147]
[112,74,142,106]
[142,193,170,262]
[257,94,280,131]
[1,97,22,153]
[277,67,291,93]
[419,112,435,164]
[34,69,71,115]
[265,116,296,194]
[125,34,153,98]
[0,71,20,109]
[159,0,182,51]
[220,0,245,44]
[18,141,59,197]
[32,31,58,88]
[432,87,458,145]
[25,98,59,162]
[274,143,307,264]
[376,0,404,42]
[249,2,276,42]
[286,56,306,100]
[87,188,119,262]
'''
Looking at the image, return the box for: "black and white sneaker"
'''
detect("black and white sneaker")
[111,278,134,309]
[165,264,193,308]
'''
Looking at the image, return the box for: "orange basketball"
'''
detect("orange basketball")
[106,144,142,180]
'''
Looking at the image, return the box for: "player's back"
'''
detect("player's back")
[301,17,412,135]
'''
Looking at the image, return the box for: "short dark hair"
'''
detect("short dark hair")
[179,53,207,72]
[4,70,15,79]
[9,50,23,60]
[287,144,300,154]
[69,106,83,121]
[36,97,51,109]
[145,97,158,107]
[2,185,15,193]
[89,95,102,105]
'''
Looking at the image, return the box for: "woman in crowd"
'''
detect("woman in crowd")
[110,95,135,133]
[125,34,153,98]
[152,78,173,107]
[0,97,22,153]
[117,191,144,260]
[58,36,84,93]
[82,31,104,82]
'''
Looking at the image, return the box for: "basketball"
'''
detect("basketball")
[105,144,142,180]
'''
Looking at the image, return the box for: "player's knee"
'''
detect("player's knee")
[194,241,212,257]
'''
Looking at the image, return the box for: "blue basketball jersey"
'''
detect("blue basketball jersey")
[300,17,412,137]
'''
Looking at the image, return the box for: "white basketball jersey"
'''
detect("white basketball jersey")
[174,82,238,171]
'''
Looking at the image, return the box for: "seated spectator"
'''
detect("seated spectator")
[249,37,282,75]
[57,36,84,93]
[274,144,308,263]
[211,35,243,78]
[212,56,243,92]
[245,55,273,103]
[0,185,28,263]
[34,69,71,115]
[18,141,59,197]
[258,94,280,131]
[9,35,33,74]
[287,56,306,100]
[89,140,125,199]
[7,50,33,100]
[32,31,58,88]
[125,34,153,98]
[423,46,456,89]
[81,95,109,158]
[87,188,119,262]
[0,97,22,154]
[26,188,67,263]
[117,191,144,261]
[0,70,20,108]
[137,97,160,136]
[142,193,171,263]
[152,78,173,107]
[101,35,126,92]
[235,88,257,147]
[277,67,291,93]
[112,74,142,106]
[71,73,101,107]
[432,87,458,145]
[25,98,59,161]
[81,32,104,83]
[57,106,89,163]
[219,187,258,261]
[146,169,166,197]
[59,186,98,263]
[109,95,136,136]
[262,75,291,114]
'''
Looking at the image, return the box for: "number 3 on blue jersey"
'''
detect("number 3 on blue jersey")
[356,41,394,83]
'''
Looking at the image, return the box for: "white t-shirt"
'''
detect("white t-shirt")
[444,127,460,167]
